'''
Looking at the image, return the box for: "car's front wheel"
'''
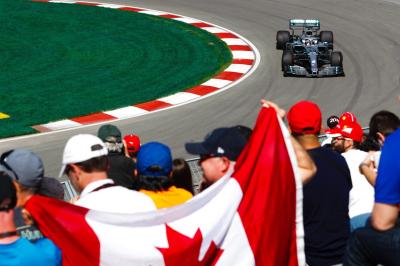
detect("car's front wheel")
[282,51,293,71]
[330,51,343,67]
[276,31,290,50]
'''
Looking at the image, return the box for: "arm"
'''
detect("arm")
[359,152,378,186]
[261,99,316,183]
[371,203,399,231]
[290,136,317,184]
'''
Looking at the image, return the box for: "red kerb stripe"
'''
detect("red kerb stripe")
[229,45,252,51]
[214,32,238,38]
[71,113,115,124]
[191,22,212,28]
[233,59,254,65]
[160,14,181,19]
[134,101,172,111]
[76,2,99,6]
[213,72,243,81]
[119,7,145,12]
[185,85,219,96]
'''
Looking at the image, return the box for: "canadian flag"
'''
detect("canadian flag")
[25,107,305,266]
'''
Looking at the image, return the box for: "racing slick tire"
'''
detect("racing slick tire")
[320,31,334,49]
[282,51,293,71]
[276,31,290,50]
[330,51,343,67]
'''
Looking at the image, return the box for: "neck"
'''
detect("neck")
[80,172,108,189]
[295,134,321,150]
[0,211,19,244]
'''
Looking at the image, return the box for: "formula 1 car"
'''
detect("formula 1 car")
[276,19,344,77]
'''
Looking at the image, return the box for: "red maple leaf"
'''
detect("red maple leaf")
[157,225,224,266]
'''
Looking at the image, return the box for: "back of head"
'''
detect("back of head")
[97,124,123,153]
[136,142,173,191]
[0,149,44,193]
[369,110,400,141]
[123,134,141,156]
[60,134,108,177]
[287,100,322,136]
[185,126,249,161]
[172,158,194,194]
[0,172,17,212]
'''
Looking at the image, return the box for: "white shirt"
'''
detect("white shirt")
[342,149,375,218]
[75,179,156,213]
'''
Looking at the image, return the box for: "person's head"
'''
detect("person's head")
[172,158,194,195]
[326,115,340,129]
[331,123,364,153]
[97,124,123,154]
[123,134,141,158]
[185,126,248,184]
[0,149,63,204]
[60,134,109,193]
[136,142,173,191]
[0,172,17,213]
[287,100,322,137]
[368,110,400,146]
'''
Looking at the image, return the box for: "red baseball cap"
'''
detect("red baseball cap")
[339,112,357,125]
[287,100,322,135]
[340,123,364,142]
[123,134,141,154]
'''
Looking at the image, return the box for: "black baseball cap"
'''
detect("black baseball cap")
[185,126,248,161]
[0,172,17,212]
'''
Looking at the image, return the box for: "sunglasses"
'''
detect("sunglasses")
[0,150,19,181]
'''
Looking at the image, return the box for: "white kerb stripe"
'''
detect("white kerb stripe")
[40,119,82,131]
[232,51,255,60]
[157,92,199,105]
[104,106,149,119]
[98,4,125,9]
[225,64,252,74]
[173,17,201,24]
[138,10,168,16]
[201,27,228,33]
[202,79,232,88]
[222,38,248,46]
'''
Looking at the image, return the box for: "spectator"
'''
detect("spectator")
[60,134,156,213]
[0,149,64,242]
[344,127,400,265]
[123,134,141,161]
[332,123,374,231]
[136,142,192,208]
[359,110,400,186]
[97,124,136,189]
[172,158,194,195]
[186,101,316,189]
[287,100,352,266]
[0,172,61,266]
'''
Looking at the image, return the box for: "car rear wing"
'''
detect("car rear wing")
[289,19,320,30]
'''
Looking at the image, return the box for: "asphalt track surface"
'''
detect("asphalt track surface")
[1,0,400,178]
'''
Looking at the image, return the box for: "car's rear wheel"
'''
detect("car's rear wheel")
[330,51,343,67]
[320,31,334,49]
[276,31,290,50]
[282,51,293,71]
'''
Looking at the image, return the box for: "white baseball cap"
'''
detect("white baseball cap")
[59,134,108,177]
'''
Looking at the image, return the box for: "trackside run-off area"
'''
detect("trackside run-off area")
[0,0,234,138]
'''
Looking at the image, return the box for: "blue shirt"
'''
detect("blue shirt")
[375,128,400,204]
[0,237,61,266]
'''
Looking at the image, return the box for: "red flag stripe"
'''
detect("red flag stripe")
[234,107,299,266]
[25,196,100,266]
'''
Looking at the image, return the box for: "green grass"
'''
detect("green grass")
[0,0,232,138]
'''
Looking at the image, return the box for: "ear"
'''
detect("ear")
[376,132,385,145]
[134,169,138,177]
[220,156,231,172]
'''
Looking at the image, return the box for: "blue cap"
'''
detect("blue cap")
[136,142,172,177]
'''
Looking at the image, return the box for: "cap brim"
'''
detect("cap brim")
[185,142,212,156]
